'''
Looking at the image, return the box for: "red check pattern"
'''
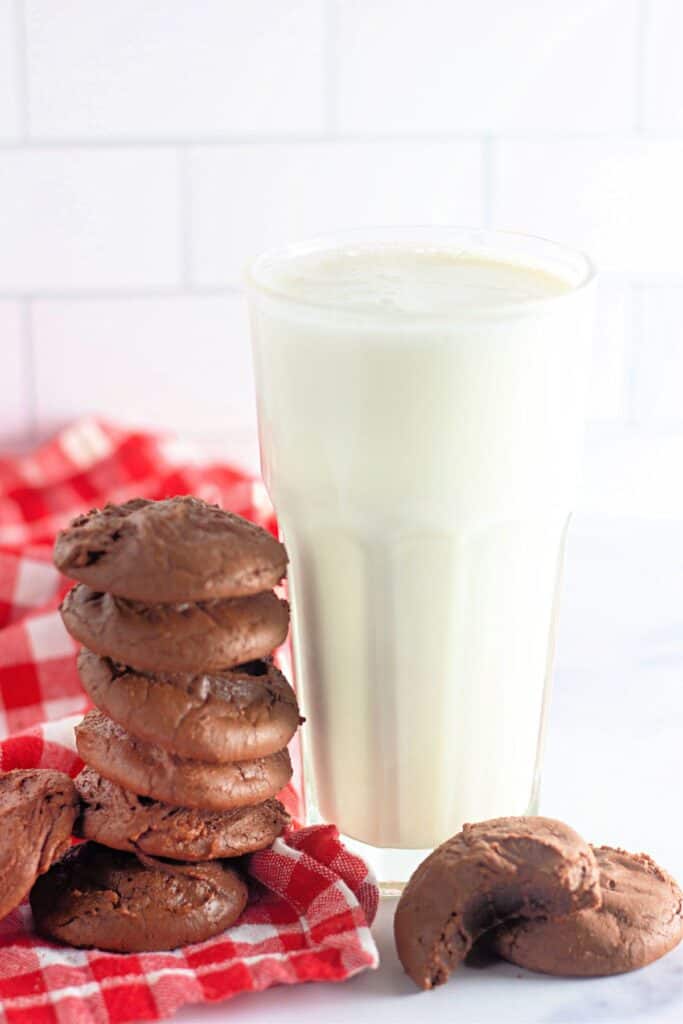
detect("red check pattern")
[0,420,379,1024]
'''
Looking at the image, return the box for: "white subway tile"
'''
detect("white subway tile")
[0,150,180,291]
[0,302,29,442]
[0,0,21,140]
[643,0,683,135]
[580,426,683,518]
[588,277,628,421]
[32,296,256,436]
[189,141,483,286]
[635,286,683,423]
[26,0,325,139]
[338,0,637,134]
[494,140,683,274]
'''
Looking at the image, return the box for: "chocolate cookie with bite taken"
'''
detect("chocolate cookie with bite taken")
[394,816,601,990]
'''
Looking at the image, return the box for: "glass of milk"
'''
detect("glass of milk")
[247,227,595,886]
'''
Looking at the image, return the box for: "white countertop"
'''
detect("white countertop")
[172,513,683,1024]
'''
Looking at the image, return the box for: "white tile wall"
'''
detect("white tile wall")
[634,287,683,423]
[189,141,483,286]
[25,0,326,139]
[0,302,29,441]
[337,0,638,135]
[590,278,629,421]
[642,0,683,135]
[494,140,683,273]
[0,0,21,141]
[0,150,181,291]
[32,296,255,436]
[0,0,681,506]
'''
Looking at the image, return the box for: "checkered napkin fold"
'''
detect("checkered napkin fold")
[0,420,379,1024]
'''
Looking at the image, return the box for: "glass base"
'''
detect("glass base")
[339,832,431,891]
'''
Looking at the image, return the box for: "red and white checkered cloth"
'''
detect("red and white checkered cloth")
[0,420,379,1024]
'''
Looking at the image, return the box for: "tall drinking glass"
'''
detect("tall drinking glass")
[247,227,595,886]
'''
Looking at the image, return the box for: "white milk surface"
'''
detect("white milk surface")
[250,245,592,850]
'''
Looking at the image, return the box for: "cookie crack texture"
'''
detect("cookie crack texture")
[56,505,134,570]
[63,587,288,675]
[170,703,196,747]
[31,841,249,952]
[75,766,290,862]
[489,843,683,977]
[77,650,300,763]
[54,496,287,604]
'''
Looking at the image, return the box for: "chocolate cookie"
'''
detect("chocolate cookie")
[75,767,290,860]
[54,496,287,603]
[61,585,289,674]
[394,816,601,990]
[491,845,683,976]
[75,711,292,811]
[0,769,79,920]
[31,841,248,952]
[78,650,301,763]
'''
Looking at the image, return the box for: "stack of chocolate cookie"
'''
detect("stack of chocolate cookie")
[40,496,300,953]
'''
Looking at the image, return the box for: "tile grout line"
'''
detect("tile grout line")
[0,276,681,306]
[323,0,340,136]
[4,131,678,151]
[13,0,30,141]
[0,285,243,302]
[634,0,651,134]
[177,147,194,288]
[21,298,38,436]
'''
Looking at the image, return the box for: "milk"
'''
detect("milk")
[248,240,594,853]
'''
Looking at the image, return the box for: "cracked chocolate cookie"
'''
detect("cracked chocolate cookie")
[75,710,293,811]
[78,650,301,763]
[490,845,683,976]
[61,585,289,674]
[0,769,79,921]
[31,841,248,951]
[54,496,287,603]
[75,767,290,860]
[394,816,601,990]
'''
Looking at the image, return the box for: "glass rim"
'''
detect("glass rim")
[245,226,597,322]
